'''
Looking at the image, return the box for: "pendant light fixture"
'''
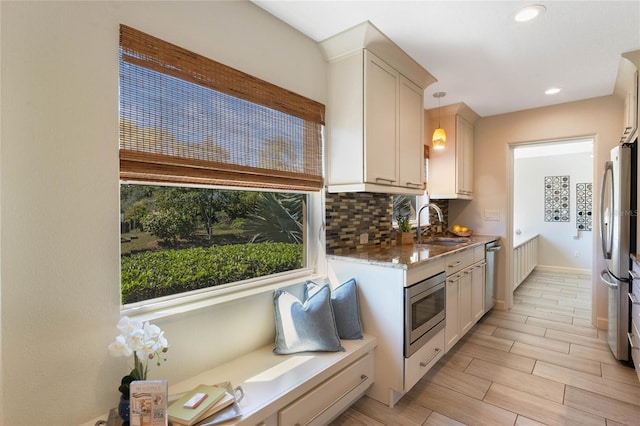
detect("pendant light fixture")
[432,92,447,150]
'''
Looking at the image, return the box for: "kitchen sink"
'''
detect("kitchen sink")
[419,237,471,246]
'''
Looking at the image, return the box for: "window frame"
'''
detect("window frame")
[118,25,326,317]
[120,187,325,319]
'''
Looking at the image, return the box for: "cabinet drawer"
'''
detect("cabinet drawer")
[632,266,640,327]
[279,352,373,426]
[632,282,640,334]
[404,327,445,392]
[446,249,474,275]
[629,319,640,383]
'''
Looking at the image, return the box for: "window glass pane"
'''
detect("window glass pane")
[120,184,305,304]
[393,195,417,223]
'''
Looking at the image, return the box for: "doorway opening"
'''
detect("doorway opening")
[508,137,595,311]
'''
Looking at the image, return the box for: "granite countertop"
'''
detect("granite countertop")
[327,234,500,269]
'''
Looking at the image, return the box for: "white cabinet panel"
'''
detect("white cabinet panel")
[444,247,486,353]
[459,269,473,335]
[404,328,444,391]
[398,76,426,190]
[321,22,435,195]
[445,274,460,352]
[365,53,398,186]
[425,103,479,200]
[456,115,474,197]
[279,353,373,426]
[471,262,486,322]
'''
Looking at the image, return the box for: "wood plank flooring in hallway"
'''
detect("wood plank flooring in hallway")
[330,270,640,426]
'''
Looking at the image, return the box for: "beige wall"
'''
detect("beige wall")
[449,96,624,327]
[0,1,326,424]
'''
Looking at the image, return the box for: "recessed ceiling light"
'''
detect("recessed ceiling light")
[514,4,546,22]
[545,87,561,95]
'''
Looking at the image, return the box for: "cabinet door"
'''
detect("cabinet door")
[364,51,398,186]
[445,275,460,353]
[455,115,473,196]
[398,76,424,190]
[471,262,486,322]
[459,268,473,335]
[623,69,638,142]
[278,352,373,426]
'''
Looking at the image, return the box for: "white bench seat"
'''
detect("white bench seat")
[169,334,377,426]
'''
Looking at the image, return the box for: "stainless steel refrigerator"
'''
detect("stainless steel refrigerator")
[599,141,637,361]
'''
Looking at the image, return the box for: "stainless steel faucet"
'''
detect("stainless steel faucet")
[416,203,444,243]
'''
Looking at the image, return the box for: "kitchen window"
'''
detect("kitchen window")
[119,26,324,308]
[393,159,429,226]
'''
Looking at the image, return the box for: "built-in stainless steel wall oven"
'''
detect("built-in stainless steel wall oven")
[404,271,446,357]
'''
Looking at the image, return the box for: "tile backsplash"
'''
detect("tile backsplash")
[325,192,449,254]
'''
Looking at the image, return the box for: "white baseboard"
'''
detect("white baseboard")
[534,265,591,276]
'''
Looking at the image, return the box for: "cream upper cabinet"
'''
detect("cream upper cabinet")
[364,51,399,187]
[320,21,436,195]
[425,103,479,200]
[622,69,638,142]
[616,51,639,144]
[399,76,427,190]
[456,115,474,197]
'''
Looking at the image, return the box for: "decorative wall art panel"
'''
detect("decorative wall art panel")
[576,183,592,231]
[544,175,570,222]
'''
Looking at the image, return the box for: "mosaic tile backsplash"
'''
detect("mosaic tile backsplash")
[325,192,448,254]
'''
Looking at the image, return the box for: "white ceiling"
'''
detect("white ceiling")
[252,1,640,117]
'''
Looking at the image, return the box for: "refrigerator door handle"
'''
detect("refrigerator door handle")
[600,269,618,289]
[599,161,614,260]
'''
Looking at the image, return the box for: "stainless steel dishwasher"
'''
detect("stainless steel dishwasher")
[485,241,501,313]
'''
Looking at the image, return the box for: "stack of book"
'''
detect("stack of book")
[168,383,241,426]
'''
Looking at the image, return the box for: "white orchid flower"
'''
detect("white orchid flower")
[117,316,143,335]
[108,334,133,357]
[109,316,169,382]
[126,328,146,351]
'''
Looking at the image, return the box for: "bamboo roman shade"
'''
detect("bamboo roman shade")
[119,25,325,191]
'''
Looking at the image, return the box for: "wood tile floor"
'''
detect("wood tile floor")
[330,270,640,426]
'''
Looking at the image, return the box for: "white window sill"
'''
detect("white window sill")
[121,268,321,322]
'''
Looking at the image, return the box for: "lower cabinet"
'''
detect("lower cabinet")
[445,247,486,353]
[459,269,473,336]
[630,258,640,382]
[471,261,486,322]
[445,276,460,351]
[327,255,447,408]
[404,328,445,391]
[278,352,374,426]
